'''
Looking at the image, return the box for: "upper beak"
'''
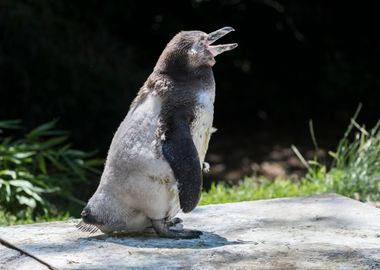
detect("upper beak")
[207,26,238,57]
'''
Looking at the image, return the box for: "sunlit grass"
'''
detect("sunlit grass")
[201,104,380,206]
[200,177,327,206]
[0,209,71,226]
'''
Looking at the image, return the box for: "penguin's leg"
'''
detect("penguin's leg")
[151,219,202,239]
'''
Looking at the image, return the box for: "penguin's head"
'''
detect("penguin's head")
[156,26,237,72]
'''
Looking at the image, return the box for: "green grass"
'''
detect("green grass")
[201,104,380,206]
[304,104,380,202]
[200,177,327,206]
[0,209,71,226]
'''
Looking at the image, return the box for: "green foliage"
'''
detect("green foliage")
[0,120,102,221]
[0,209,70,226]
[304,105,380,202]
[201,105,380,206]
[200,177,326,206]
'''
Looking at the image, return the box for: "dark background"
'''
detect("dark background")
[1,0,379,185]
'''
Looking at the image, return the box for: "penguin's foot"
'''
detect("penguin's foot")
[166,217,183,227]
[151,219,202,239]
[166,217,184,231]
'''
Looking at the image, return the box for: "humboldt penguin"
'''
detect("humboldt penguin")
[78,27,237,239]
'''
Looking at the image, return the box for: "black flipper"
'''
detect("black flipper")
[162,108,202,213]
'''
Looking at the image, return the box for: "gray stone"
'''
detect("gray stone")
[1,194,379,269]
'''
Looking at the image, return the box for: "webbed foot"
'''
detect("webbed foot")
[166,217,183,227]
[151,219,202,239]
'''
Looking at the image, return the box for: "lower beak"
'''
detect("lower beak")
[207,26,238,57]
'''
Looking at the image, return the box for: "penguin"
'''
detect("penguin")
[78,27,237,239]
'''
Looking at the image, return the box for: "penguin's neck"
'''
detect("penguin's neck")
[157,64,214,86]
[155,53,213,82]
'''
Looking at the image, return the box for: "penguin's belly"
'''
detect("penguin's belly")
[191,90,215,164]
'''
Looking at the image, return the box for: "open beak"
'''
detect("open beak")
[207,26,238,57]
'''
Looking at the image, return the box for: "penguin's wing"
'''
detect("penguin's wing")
[162,108,202,213]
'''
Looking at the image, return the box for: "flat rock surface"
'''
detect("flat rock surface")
[1,194,379,269]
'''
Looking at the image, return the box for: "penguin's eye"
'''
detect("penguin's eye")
[189,46,198,55]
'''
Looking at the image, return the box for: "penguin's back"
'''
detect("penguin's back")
[104,90,180,220]
[107,92,170,177]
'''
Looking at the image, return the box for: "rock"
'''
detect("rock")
[1,194,379,269]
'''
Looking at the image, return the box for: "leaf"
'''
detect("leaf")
[0,120,22,130]
[18,171,33,179]
[0,170,17,179]
[29,192,43,202]
[26,119,66,139]
[33,130,68,137]
[1,137,12,146]
[63,156,85,181]
[38,136,68,150]
[27,120,57,136]
[22,187,44,201]
[44,154,66,170]
[9,179,34,189]
[5,183,11,202]
[83,158,104,166]
[14,151,36,159]
[291,145,310,169]
[16,195,37,208]
[81,163,102,174]
[42,186,60,193]
[37,154,47,174]
[65,149,87,157]
[57,144,71,155]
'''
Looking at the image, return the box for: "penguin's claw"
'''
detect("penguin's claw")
[162,228,202,239]
[177,229,202,239]
[166,217,183,227]
[151,219,202,239]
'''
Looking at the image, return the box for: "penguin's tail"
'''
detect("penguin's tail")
[76,220,99,234]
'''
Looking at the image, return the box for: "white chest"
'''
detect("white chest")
[191,90,215,163]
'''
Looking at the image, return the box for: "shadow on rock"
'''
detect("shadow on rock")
[84,230,245,249]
